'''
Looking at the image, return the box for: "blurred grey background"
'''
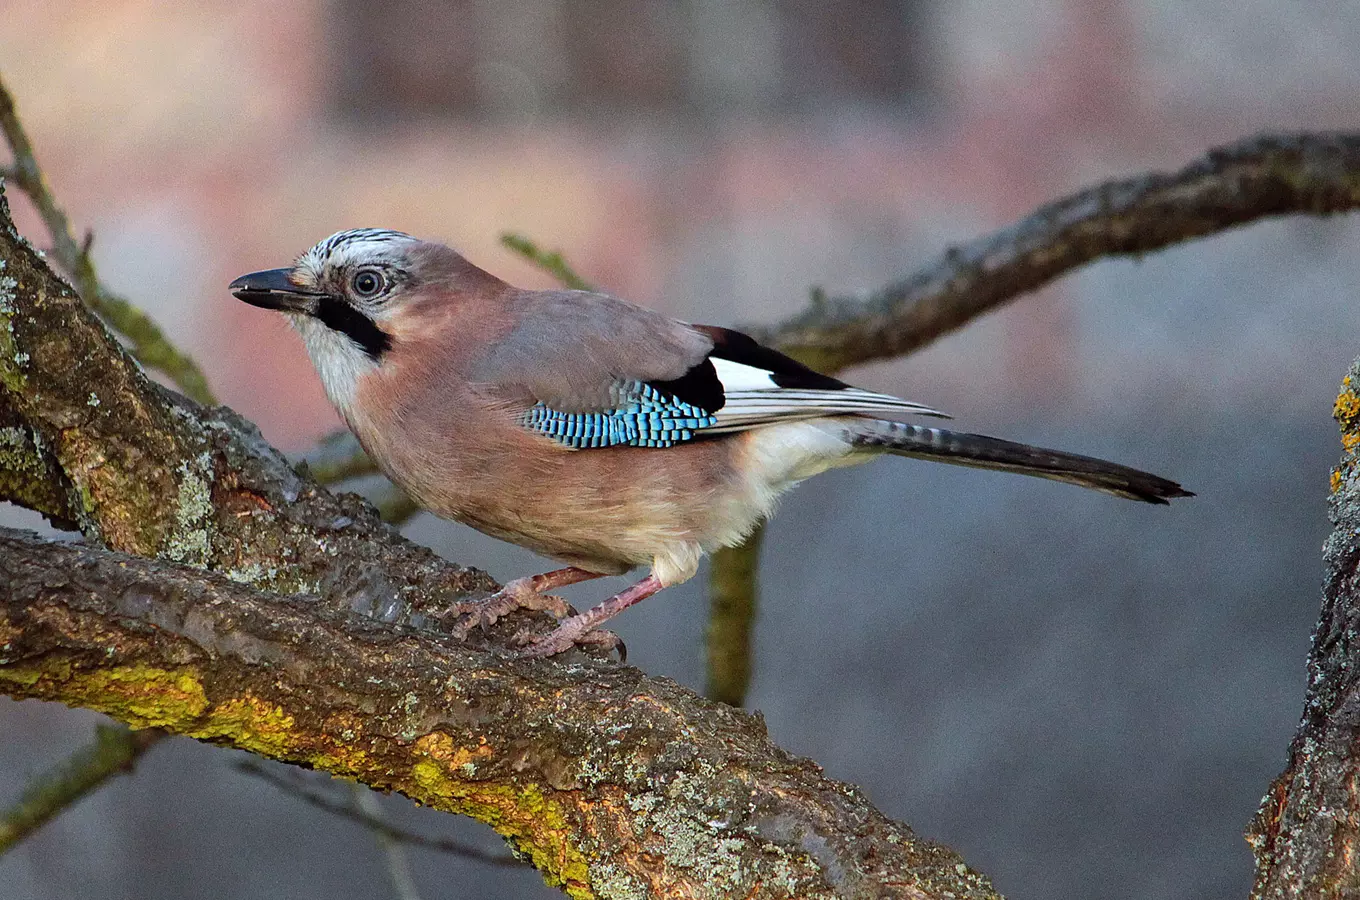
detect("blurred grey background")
[2,1,1358,898]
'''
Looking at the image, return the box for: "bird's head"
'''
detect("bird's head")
[230,228,426,363]
[232,228,501,414]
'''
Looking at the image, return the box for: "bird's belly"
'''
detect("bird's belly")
[369,426,746,578]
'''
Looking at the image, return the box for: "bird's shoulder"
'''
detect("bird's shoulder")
[468,287,715,411]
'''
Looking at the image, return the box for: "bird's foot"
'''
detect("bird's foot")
[515,614,626,662]
[445,575,573,640]
[514,573,664,661]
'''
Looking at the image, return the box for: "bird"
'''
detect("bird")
[231,228,1192,659]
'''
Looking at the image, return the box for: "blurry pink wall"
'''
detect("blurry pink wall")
[3,1,1359,447]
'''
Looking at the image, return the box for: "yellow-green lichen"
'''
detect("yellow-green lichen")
[79,666,208,727]
[188,694,298,757]
[0,426,67,516]
[0,269,25,393]
[1336,380,1360,430]
[409,732,593,898]
[0,662,210,728]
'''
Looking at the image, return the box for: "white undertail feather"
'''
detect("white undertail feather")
[712,420,865,552]
[651,541,703,588]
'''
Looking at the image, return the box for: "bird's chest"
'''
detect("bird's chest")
[347,374,543,515]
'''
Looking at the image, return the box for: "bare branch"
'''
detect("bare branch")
[757,132,1360,373]
[237,761,520,867]
[693,130,1360,709]
[0,75,215,404]
[705,526,764,706]
[0,724,164,854]
[302,429,381,484]
[353,783,427,900]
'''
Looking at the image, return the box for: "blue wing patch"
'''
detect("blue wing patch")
[521,381,718,449]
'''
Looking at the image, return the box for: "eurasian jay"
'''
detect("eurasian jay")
[231,229,1191,658]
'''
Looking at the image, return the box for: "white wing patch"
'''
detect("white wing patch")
[707,357,948,433]
[711,358,780,391]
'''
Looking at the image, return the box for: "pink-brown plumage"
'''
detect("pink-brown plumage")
[231,228,1191,657]
[333,246,755,586]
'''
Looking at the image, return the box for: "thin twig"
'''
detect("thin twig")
[354,783,425,900]
[499,233,594,291]
[237,761,522,867]
[705,525,765,706]
[0,725,164,855]
[0,74,215,405]
[301,429,381,484]
[369,480,421,525]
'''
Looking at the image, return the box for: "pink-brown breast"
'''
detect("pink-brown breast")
[345,331,751,578]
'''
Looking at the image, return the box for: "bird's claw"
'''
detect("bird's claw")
[515,620,626,662]
[443,576,573,640]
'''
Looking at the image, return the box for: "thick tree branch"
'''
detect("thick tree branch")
[0,527,996,900]
[756,132,1360,372]
[1247,361,1360,898]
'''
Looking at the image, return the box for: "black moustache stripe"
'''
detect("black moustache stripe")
[314,297,392,360]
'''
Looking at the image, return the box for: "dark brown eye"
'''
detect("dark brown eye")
[351,268,385,298]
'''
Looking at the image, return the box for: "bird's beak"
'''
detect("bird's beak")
[229,267,323,314]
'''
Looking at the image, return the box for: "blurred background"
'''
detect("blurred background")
[3,1,1360,898]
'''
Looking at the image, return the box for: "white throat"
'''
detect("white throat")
[290,315,379,418]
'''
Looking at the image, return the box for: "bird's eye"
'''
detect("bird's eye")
[351,268,386,298]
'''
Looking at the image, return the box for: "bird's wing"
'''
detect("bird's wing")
[471,291,946,450]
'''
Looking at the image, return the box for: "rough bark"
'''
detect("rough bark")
[0,188,995,896]
[0,527,996,900]
[1247,360,1360,898]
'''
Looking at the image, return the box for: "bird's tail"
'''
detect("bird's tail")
[849,420,1193,504]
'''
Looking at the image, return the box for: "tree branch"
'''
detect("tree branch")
[704,527,765,707]
[0,724,163,853]
[0,526,996,899]
[756,132,1360,372]
[0,181,992,897]
[1247,361,1360,898]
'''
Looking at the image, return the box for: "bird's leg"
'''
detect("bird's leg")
[519,573,664,659]
[447,566,604,638]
